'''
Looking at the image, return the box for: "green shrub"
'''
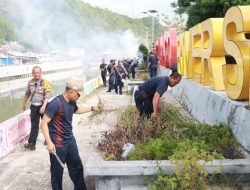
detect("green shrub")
[98,103,243,162]
[148,168,178,190]
[128,143,154,160]
[203,124,243,159]
[129,137,178,160]
[170,142,213,190]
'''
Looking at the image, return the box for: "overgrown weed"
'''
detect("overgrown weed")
[97,103,243,161]
[97,102,244,189]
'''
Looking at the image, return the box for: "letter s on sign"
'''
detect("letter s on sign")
[222,6,250,104]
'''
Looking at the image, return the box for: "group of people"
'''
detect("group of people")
[99,51,162,94]
[21,51,181,189]
[99,58,139,94]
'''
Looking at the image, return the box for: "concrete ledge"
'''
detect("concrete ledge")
[85,155,250,176]
[127,81,144,85]
[171,78,250,151]
[85,154,250,189]
[127,80,143,94]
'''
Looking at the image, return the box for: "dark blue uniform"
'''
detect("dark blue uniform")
[134,76,169,117]
[148,55,158,78]
[100,63,107,86]
[114,66,125,94]
[131,59,138,79]
[45,95,86,190]
[107,63,115,92]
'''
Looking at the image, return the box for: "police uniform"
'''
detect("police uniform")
[100,63,107,86]
[114,66,125,94]
[148,54,159,78]
[25,78,51,149]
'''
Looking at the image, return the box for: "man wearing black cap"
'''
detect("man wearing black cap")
[41,79,96,190]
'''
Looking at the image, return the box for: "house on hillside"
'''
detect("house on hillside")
[7,51,28,65]
[0,51,39,66]
[0,54,14,66]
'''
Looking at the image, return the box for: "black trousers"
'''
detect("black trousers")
[134,90,153,118]
[108,74,115,91]
[50,138,86,190]
[101,73,106,86]
[131,67,136,79]
[114,78,123,93]
[28,105,43,145]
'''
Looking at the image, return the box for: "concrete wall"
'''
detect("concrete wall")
[171,77,250,151]
[0,111,31,158]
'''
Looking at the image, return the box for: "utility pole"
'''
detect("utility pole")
[145,28,149,50]
[148,10,158,46]
[142,10,158,50]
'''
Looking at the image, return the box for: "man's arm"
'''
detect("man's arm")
[108,66,114,76]
[41,114,55,153]
[151,92,161,119]
[75,106,95,114]
[147,62,151,70]
[40,98,49,114]
[40,80,52,114]
[22,95,29,111]
[22,82,31,111]
[147,56,151,70]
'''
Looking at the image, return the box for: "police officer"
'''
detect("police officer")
[22,66,51,150]
[147,51,159,78]
[99,59,107,87]
[131,58,138,79]
[106,59,116,92]
[114,61,126,95]
[134,72,181,119]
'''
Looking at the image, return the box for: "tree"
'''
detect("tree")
[0,12,16,44]
[171,0,250,29]
[138,43,149,56]
[160,14,186,34]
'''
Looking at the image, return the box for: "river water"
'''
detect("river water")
[0,61,100,123]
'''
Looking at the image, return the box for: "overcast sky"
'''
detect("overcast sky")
[82,0,176,19]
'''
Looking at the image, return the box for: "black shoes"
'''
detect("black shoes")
[24,143,36,150]
[106,90,111,92]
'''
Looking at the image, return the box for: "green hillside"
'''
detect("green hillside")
[0,0,166,50]
[0,11,16,44]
